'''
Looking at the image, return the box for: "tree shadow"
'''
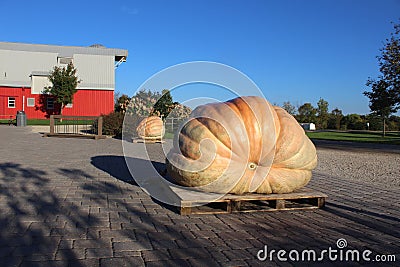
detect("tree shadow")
[0,157,213,265]
[312,139,400,154]
[0,163,104,266]
[58,168,96,180]
[35,94,60,118]
[2,156,398,265]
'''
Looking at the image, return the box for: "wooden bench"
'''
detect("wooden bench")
[0,115,15,126]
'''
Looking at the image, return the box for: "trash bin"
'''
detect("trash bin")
[16,111,27,127]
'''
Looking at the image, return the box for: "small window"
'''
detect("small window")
[58,57,73,65]
[47,98,54,110]
[8,97,15,108]
[66,103,73,108]
[27,98,35,107]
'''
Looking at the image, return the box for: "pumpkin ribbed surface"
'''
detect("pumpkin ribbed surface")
[136,116,165,139]
[166,96,317,194]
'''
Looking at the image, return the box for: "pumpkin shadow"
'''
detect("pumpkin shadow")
[90,155,181,212]
[91,155,166,185]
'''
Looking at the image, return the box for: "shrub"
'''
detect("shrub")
[101,111,125,137]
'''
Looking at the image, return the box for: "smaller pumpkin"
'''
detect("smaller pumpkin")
[136,116,165,140]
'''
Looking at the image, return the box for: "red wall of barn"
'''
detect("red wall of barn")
[0,86,114,119]
[63,90,114,117]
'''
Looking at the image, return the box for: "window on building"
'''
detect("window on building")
[66,102,73,108]
[8,97,15,108]
[27,98,35,107]
[58,57,73,65]
[47,98,54,110]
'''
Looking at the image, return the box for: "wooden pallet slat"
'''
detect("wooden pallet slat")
[132,138,164,144]
[174,187,327,215]
[44,133,106,139]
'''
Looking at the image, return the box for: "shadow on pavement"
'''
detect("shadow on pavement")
[0,163,104,266]
[312,139,400,154]
[90,155,167,185]
[0,160,212,265]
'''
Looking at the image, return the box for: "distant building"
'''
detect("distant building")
[300,123,316,131]
[0,42,127,119]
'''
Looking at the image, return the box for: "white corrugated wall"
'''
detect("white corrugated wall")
[0,50,56,87]
[73,54,115,90]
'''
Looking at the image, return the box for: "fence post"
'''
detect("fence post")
[50,115,55,134]
[97,116,103,136]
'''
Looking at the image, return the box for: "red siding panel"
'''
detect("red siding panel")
[0,87,24,119]
[62,90,114,117]
[0,86,114,119]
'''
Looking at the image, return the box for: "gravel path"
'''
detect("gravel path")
[315,145,400,190]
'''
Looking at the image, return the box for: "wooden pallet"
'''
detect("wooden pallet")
[172,187,327,215]
[132,138,164,144]
[44,133,106,140]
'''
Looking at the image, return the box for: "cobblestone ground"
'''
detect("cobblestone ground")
[0,126,398,266]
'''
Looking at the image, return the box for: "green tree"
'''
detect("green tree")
[341,114,365,130]
[152,89,176,119]
[45,62,80,115]
[127,89,160,117]
[388,115,400,131]
[282,101,297,116]
[327,108,343,130]
[364,79,398,136]
[364,22,400,136]
[316,98,329,129]
[297,103,317,123]
[378,23,400,105]
[115,94,131,113]
[365,113,382,131]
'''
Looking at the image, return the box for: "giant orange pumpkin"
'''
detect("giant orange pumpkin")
[136,116,165,139]
[166,96,317,194]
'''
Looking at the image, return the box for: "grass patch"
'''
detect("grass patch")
[164,132,175,139]
[27,119,50,126]
[2,119,52,126]
[26,119,96,126]
[306,131,400,145]
[2,119,97,126]
[0,119,14,125]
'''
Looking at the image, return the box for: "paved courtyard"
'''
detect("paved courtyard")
[0,125,398,266]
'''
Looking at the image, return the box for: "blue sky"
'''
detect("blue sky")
[1,0,399,114]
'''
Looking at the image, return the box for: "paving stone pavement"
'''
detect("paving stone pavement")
[0,125,398,266]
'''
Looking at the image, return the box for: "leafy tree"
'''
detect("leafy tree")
[127,89,160,117]
[365,113,382,131]
[126,88,180,119]
[45,62,80,115]
[378,23,400,105]
[364,79,398,136]
[168,103,192,119]
[115,94,131,113]
[152,89,177,119]
[327,108,343,130]
[341,114,365,130]
[388,115,400,131]
[364,22,400,136]
[297,103,317,123]
[282,101,297,116]
[316,98,329,129]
